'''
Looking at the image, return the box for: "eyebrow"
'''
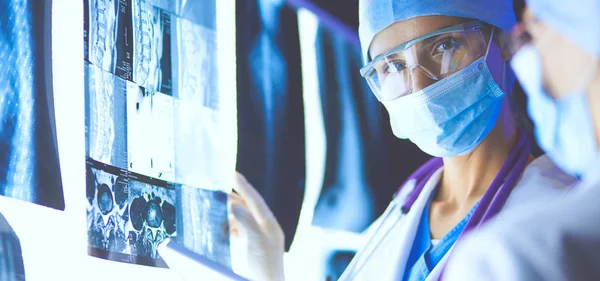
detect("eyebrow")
[419,35,444,48]
[367,20,484,68]
[385,52,403,60]
[372,36,436,63]
[377,29,463,60]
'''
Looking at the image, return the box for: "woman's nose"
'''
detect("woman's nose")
[411,67,437,92]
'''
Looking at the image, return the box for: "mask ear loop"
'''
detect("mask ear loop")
[484,27,496,58]
[502,60,508,91]
[484,27,507,90]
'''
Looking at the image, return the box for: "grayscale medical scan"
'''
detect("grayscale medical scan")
[4,0,600,280]
[0,0,64,211]
[86,158,178,267]
[83,0,230,270]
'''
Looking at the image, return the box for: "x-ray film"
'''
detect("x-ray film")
[0,0,64,211]
[144,0,216,29]
[172,19,224,189]
[132,0,173,95]
[177,186,231,268]
[85,0,132,79]
[84,0,231,269]
[173,102,222,189]
[85,62,174,182]
[0,213,26,280]
[86,0,173,94]
[86,159,232,269]
[87,158,177,268]
[85,63,129,170]
[127,84,175,182]
[172,17,218,107]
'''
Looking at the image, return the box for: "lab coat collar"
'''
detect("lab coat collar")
[341,166,444,281]
[391,166,444,280]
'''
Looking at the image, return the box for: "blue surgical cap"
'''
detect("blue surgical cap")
[528,0,600,58]
[358,0,516,64]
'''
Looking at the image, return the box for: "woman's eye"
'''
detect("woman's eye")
[383,62,406,74]
[435,38,460,53]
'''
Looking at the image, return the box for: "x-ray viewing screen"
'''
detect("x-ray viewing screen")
[0,0,65,211]
[84,0,230,269]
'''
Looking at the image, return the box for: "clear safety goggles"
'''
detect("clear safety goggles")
[360,20,492,101]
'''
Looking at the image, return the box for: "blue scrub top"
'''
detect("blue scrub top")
[403,192,479,281]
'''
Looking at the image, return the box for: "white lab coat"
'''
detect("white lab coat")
[338,155,577,281]
[444,160,600,281]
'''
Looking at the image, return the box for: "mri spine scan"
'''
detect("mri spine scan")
[84,0,230,269]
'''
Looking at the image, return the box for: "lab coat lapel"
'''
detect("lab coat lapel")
[391,168,443,280]
[339,168,443,280]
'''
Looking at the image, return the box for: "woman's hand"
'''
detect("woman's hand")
[229,173,286,281]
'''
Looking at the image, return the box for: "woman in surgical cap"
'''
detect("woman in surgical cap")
[229,1,578,280]
[442,1,600,280]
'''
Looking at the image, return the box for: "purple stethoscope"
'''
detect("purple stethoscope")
[395,129,531,280]
[397,129,531,232]
[338,130,532,281]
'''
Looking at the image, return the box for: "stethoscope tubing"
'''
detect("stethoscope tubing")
[340,130,531,281]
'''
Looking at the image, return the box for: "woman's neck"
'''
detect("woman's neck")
[437,99,518,205]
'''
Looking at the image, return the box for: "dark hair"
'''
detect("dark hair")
[487,26,533,131]
[514,0,527,22]
[491,22,542,155]
[510,0,544,156]
[509,80,534,132]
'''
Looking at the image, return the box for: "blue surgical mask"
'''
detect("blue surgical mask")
[381,56,505,157]
[511,44,599,177]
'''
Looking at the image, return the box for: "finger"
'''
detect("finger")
[229,192,249,209]
[228,194,251,236]
[233,172,278,227]
[230,203,262,235]
[229,191,242,201]
[229,215,241,237]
